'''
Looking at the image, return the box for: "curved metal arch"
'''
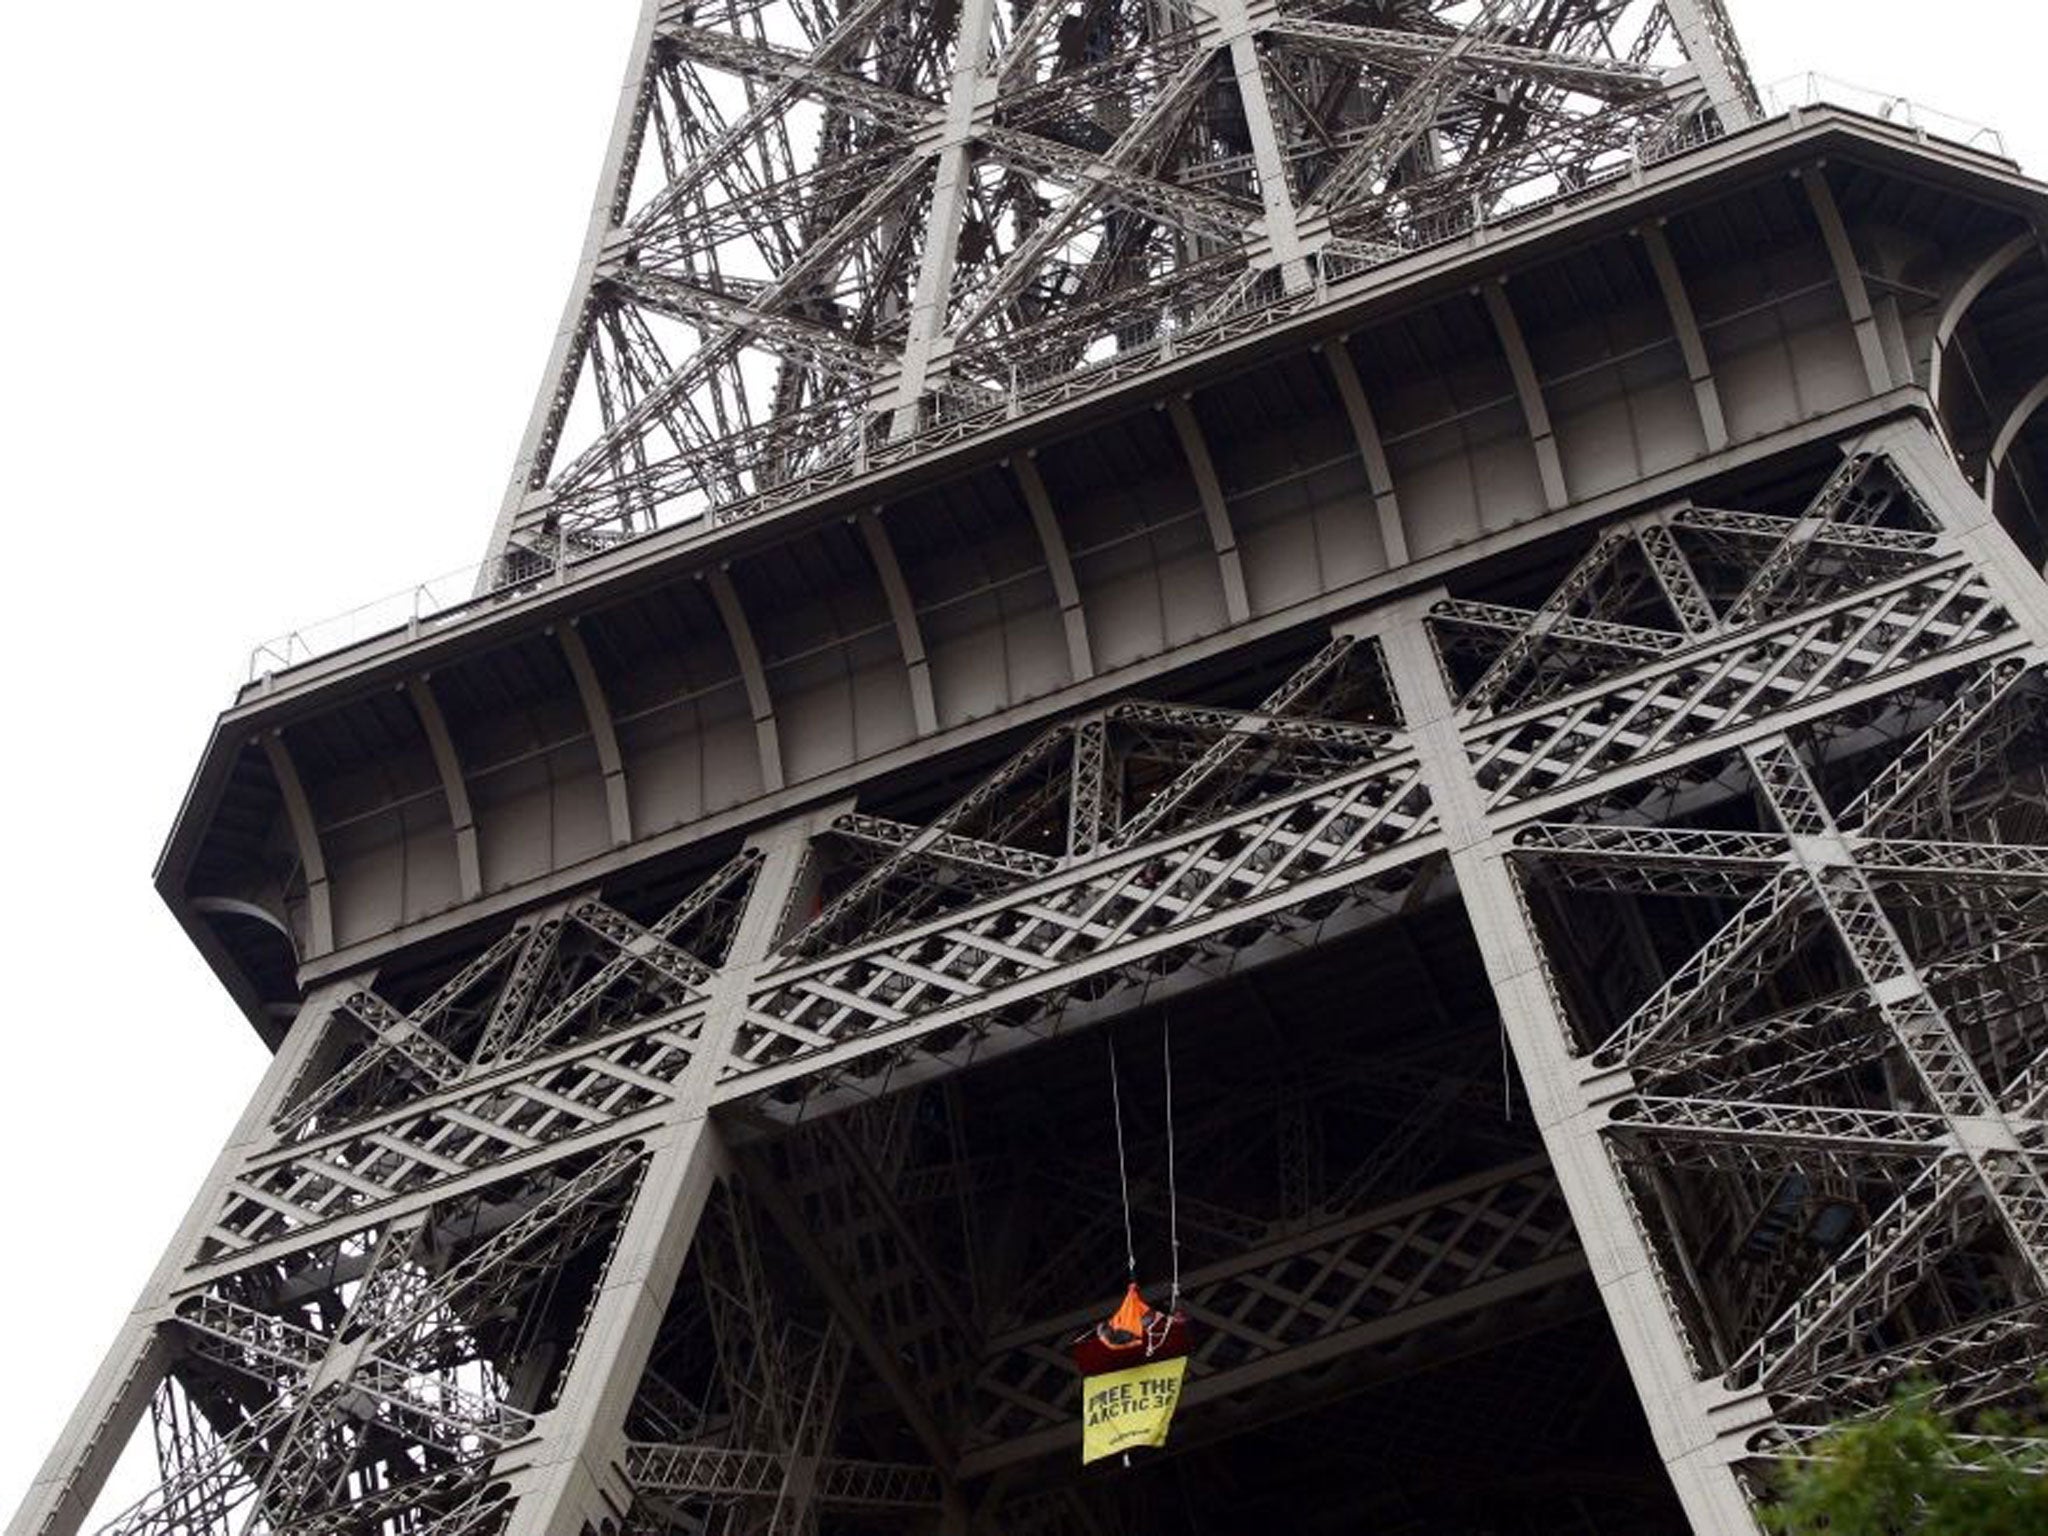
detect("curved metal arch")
[1800,168,1893,396]
[407,675,484,901]
[557,621,634,847]
[1010,453,1094,682]
[706,567,786,793]
[856,510,938,736]
[1990,374,2048,473]
[261,730,335,955]
[1984,371,2048,522]
[1640,221,1729,453]
[1319,338,1410,566]
[191,895,298,945]
[1482,280,1568,511]
[1165,395,1252,624]
[1929,232,2038,406]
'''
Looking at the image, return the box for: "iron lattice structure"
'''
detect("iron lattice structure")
[486,0,1756,560]
[19,2,2048,1534]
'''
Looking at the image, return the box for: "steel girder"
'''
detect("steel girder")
[962,1154,1583,1474]
[480,0,1758,563]
[16,634,1497,1535]
[25,419,2048,1536]
[1399,433,2048,1524]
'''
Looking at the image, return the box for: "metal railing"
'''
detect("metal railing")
[1761,72,2006,158]
[244,80,2011,687]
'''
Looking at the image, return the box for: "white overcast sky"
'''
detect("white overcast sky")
[0,0,2041,1517]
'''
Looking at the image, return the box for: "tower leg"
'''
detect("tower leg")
[499,809,830,1536]
[1374,608,1768,1533]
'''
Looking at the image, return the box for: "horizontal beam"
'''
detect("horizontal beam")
[961,1154,1582,1475]
[623,1443,943,1509]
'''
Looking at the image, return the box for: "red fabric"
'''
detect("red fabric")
[1071,1284,1191,1375]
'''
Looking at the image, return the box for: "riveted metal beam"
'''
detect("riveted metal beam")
[1166,395,1252,623]
[1010,453,1093,682]
[1483,280,1569,511]
[556,620,633,847]
[857,509,939,736]
[706,566,785,794]
[406,675,483,901]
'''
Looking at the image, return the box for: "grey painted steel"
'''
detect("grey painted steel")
[1640,221,1730,453]
[1802,169,1895,397]
[1010,452,1094,683]
[1164,395,1252,625]
[499,815,822,1535]
[27,4,2048,1533]
[9,983,355,1536]
[1482,280,1571,512]
[1319,337,1409,566]
[200,117,2047,980]
[29,409,2048,1532]
[462,0,1752,571]
[556,621,634,847]
[407,676,484,902]
[258,732,333,957]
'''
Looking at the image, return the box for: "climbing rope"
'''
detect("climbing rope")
[1163,1012,1181,1309]
[1108,1033,1137,1281]
[1106,1019,1184,1306]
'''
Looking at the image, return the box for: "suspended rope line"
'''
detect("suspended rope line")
[1163,1011,1181,1309]
[1107,1033,1137,1280]
[1076,1017,1194,1468]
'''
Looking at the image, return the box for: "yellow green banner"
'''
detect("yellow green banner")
[1080,1356,1188,1464]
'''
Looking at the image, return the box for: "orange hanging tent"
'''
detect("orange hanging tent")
[1071,1282,1189,1377]
[1072,1023,1192,1464]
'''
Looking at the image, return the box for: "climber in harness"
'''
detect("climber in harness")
[1073,1020,1192,1466]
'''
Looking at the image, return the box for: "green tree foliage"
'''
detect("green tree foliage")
[1762,1383,2048,1535]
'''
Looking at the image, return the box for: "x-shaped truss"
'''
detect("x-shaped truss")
[1460,453,2048,1455]
[490,0,1757,555]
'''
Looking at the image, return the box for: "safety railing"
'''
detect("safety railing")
[244,81,2010,687]
[1761,72,2006,158]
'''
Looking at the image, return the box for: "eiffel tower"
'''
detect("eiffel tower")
[17,1,2048,1532]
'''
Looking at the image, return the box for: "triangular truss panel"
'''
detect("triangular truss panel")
[1474,455,2048,1467]
[56,0,2048,1515]
[494,0,1760,563]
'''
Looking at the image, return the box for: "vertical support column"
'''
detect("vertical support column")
[1067,713,1117,858]
[1222,27,1312,294]
[499,806,832,1536]
[1802,169,1894,397]
[8,980,361,1536]
[1660,0,1760,131]
[882,0,996,433]
[1368,599,1768,1534]
[481,0,665,568]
